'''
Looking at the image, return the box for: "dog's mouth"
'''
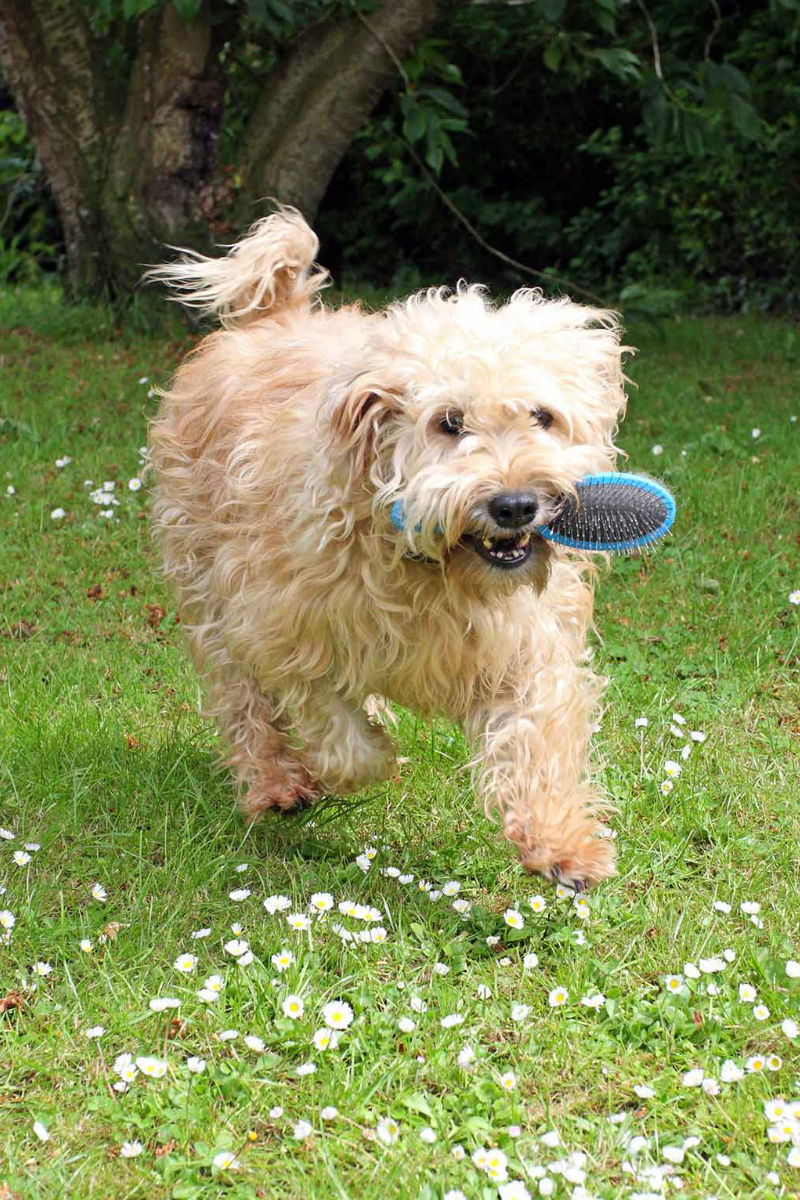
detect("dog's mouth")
[461,530,536,570]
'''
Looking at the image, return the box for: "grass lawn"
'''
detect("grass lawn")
[0,286,799,1200]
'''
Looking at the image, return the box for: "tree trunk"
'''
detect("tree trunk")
[0,0,113,294]
[0,0,435,300]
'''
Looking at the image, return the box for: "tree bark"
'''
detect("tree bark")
[0,0,435,299]
[0,0,112,293]
[235,0,437,224]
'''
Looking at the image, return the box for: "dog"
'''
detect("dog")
[148,208,629,888]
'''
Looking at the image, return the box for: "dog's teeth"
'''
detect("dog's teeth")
[518,533,530,547]
[483,537,493,549]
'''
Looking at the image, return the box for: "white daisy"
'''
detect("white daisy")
[720,1059,744,1082]
[271,949,294,972]
[322,1000,353,1030]
[135,1056,167,1078]
[282,994,304,1019]
[287,912,311,931]
[213,1150,239,1170]
[376,1117,399,1145]
[149,997,181,1012]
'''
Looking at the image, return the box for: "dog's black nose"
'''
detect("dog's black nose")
[488,490,538,528]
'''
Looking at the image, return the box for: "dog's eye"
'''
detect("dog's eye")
[438,410,465,437]
[531,408,554,430]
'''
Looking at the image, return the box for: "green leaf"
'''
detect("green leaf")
[419,87,469,119]
[402,101,427,144]
[728,94,761,141]
[593,48,642,82]
[543,38,565,72]
[171,0,202,21]
[540,0,567,20]
[401,1092,434,1117]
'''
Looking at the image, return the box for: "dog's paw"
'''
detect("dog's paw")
[530,836,616,890]
[239,762,320,823]
[506,813,616,889]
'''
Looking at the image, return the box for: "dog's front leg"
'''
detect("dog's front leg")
[294,681,398,797]
[467,663,616,888]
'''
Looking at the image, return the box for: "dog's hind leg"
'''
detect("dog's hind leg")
[207,671,320,821]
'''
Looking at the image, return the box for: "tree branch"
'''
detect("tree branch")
[234,0,436,221]
[704,0,722,62]
[403,140,610,307]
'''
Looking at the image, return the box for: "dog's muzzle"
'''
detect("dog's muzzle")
[460,529,537,570]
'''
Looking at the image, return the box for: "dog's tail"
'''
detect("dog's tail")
[145,207,328,328]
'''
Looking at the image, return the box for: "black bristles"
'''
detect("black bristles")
[541,474,675,553]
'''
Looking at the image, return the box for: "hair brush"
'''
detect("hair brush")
[537,472,676,553]
[389,472,676,555]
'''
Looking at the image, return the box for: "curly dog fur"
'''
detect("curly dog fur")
[148,208,630,887]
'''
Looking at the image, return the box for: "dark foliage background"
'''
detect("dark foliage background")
[1,0,798,312]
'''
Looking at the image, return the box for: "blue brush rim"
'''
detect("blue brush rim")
[535,472,676,552]
[390,499,408,531]
[390,473,676,553]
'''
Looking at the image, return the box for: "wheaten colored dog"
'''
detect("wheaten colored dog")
[148,209,629,887]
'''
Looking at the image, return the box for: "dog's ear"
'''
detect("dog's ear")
[329,380,402,475]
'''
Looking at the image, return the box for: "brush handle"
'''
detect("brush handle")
[389,473,676,555]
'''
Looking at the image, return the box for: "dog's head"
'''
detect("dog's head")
[328,286,629,592]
